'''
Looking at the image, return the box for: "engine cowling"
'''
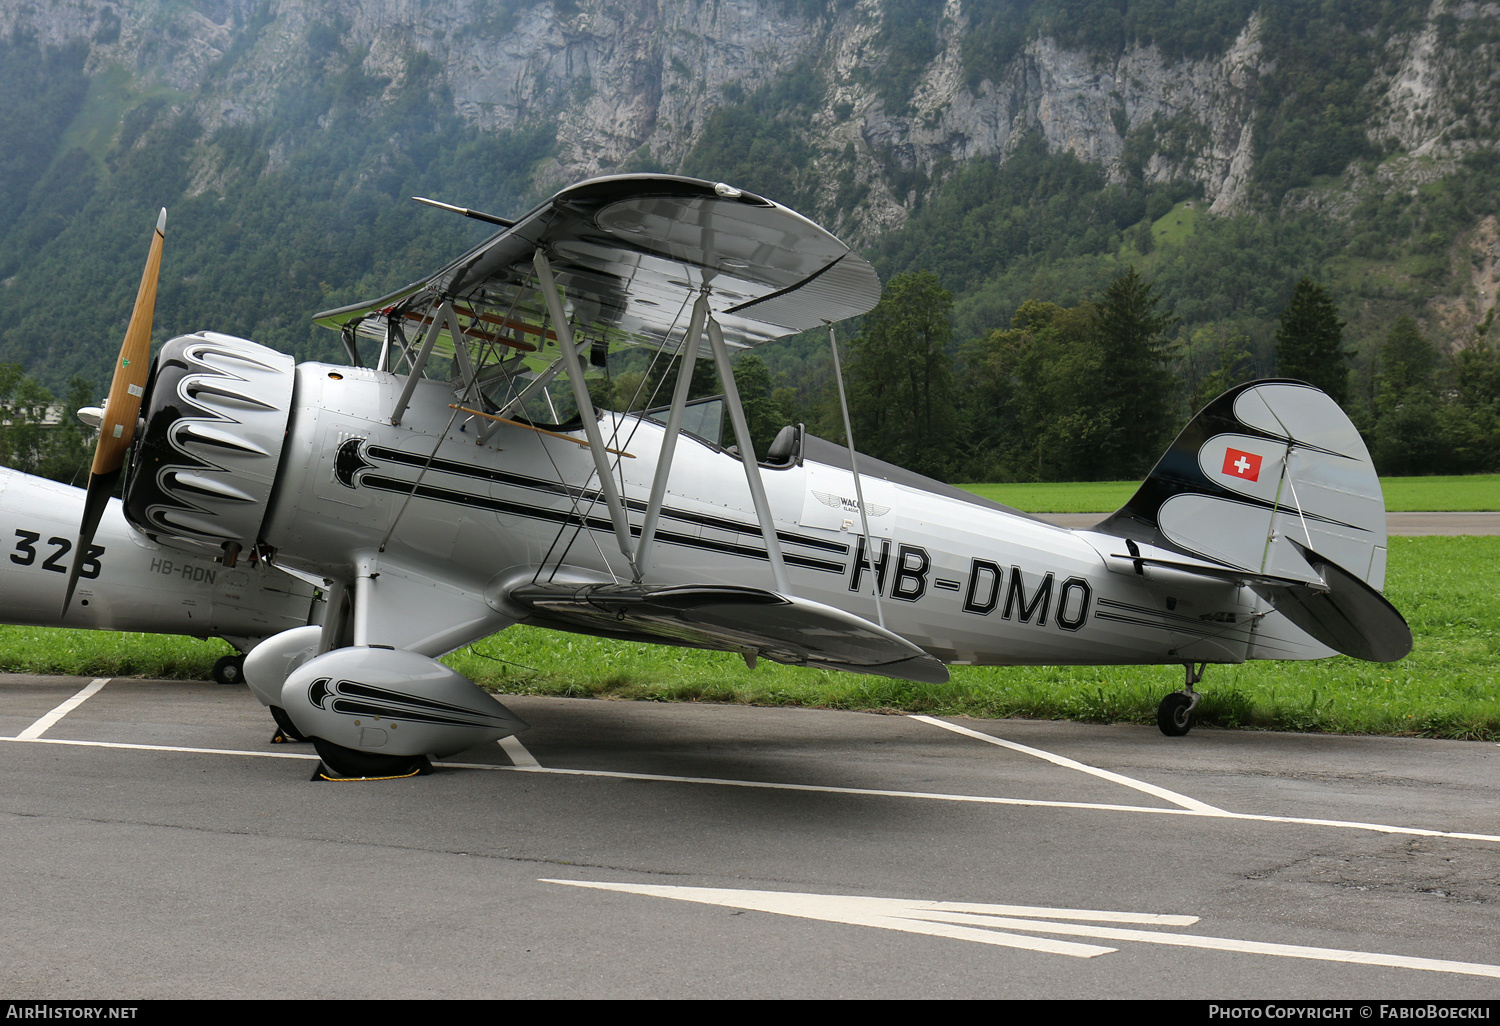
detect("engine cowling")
[124,332,295,557]
[242,624,324,710]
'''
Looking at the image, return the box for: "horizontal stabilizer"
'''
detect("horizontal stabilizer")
[1112,544,1410,663]
[1109,552,1324,591]
[508,583,949,684]
[1249,543,1412,663]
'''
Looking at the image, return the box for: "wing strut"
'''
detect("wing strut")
[391,301,450,425]
[708,316,791,595]
[448,311,480,406]
[478,357,565,446]
[533,248,639,574]
[828,324,884,628]
[635,292,710,582]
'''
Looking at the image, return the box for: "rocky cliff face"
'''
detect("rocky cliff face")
[5,0,1496,244]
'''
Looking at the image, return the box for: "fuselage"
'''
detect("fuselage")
[0,466,315,646]
[260,363,1315,667]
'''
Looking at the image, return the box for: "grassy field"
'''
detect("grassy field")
[1,536,1494,740]
[960,474,1500,513]
[1377,475,1500,511]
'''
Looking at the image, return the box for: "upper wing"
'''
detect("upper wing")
[507,582,949,685]
[313,175,881,357]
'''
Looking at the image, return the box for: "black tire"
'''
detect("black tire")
[211,654,245,686]
[269,705,309,743]
[1157,692,1194,737]
[311,737,428,779]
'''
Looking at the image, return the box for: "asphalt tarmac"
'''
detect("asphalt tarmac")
[2,675,1497,999]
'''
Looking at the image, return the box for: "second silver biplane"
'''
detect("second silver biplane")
[58,174,1410,778]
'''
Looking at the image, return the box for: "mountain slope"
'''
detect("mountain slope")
[0,0,1495,398]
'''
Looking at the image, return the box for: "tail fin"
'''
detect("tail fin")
[1099,379,1411,663]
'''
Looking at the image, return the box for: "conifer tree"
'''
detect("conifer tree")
[1274,278,1348,405]
[1373,316,1441,475]
[849,271,956,478]
[727,353,789,454]
[1091,267,1176,479]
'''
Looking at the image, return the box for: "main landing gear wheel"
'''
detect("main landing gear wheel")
[311,737,430,780]
[1157,693,1194,736]
[211,654,246,686]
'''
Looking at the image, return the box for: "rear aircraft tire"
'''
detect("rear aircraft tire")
[211,654,245,686]
[311,737,428,779]
[1157,693,1194,737]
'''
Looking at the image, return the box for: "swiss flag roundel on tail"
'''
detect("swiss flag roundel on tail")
[1222,447,1263,482]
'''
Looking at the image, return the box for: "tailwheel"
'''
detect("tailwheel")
[311,737,430,781]
[211,654,246,686]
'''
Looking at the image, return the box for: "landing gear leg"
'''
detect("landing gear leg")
[1157,662,1205,737]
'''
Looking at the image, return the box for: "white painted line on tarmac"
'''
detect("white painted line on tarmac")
[498,734,540,768]
[910,714,1227,814]
[7,736,1497,844]
[7,736,319,760]
[904,717,1500,842]
[445,759,1210,813]
[442,760,1500,843]
[546,881,1500,979]
[14,678,111,740]
[546,880,1121,958]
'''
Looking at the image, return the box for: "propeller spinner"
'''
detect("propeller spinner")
[63,208,166,614]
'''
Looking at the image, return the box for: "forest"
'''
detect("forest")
[696,264,1500,483]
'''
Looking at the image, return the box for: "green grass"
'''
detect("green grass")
[961,480,1137,512]
[1151,199,1205,247]
[59,65,186,166]
[1,537,1494,740]
[1377,475,1500,512]
[0,627,228,679]
[959,474,1500,512]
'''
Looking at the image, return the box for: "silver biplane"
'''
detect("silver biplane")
[57,174,1410,778]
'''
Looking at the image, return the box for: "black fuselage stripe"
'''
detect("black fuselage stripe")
[1093,610,1171,632]
[1096,597,1247,631]
[1094,608,1252,641]
[366,445,849,554]
[361,475,846,574]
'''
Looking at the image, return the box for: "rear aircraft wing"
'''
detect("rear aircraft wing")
[313,175,882,359]
[508,582,949,685]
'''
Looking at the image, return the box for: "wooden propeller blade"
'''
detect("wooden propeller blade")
[63,208,165,615]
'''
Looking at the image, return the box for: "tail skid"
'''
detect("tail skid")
[1099,380,1411,663]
